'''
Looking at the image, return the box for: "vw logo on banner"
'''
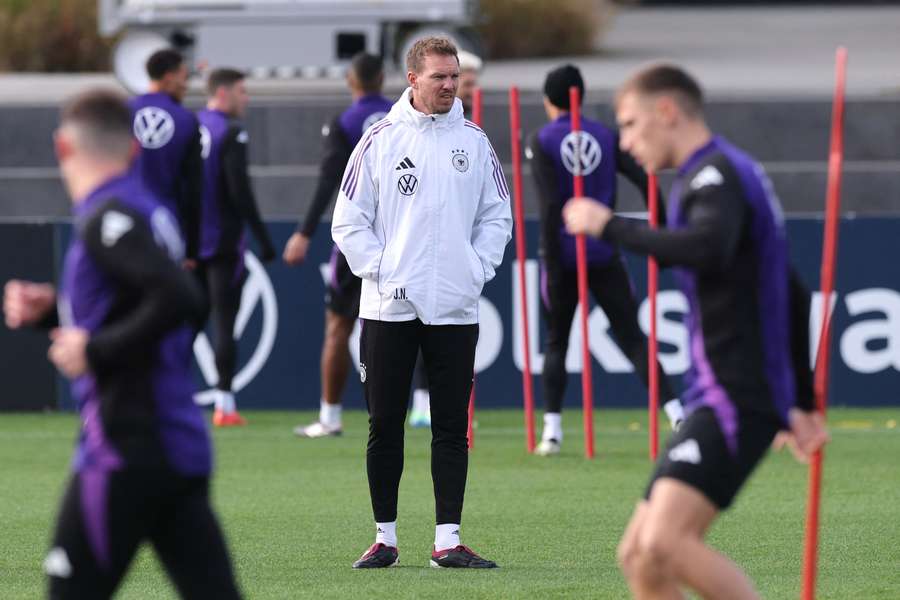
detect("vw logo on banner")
[398,173,418,196]
[560,131,603,177]
[193,251,278,402]
[134,107,176,149]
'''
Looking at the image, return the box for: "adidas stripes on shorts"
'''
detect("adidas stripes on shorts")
[644,406,780,510]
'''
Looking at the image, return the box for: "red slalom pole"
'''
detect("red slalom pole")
[467,382,476,449]
[569,86,595,459]
[466,87,484,450]
[801,46,846,600]
[509,86,537,453]
[647,172,660,461]
[471,87,483,127]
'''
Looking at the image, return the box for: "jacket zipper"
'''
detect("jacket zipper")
[429,116,439,322]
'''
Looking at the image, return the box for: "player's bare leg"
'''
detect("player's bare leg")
[623,478,760,600]
[294,309,354,437]
[322,309,354,407]
[618,500,685,599]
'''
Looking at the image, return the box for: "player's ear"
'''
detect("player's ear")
[542,96,555,121]
[655,95,679,127]
[53,128,73,163]
[407,70,417,89]
[128,138,140,163]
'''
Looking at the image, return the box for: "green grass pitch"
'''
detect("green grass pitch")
[1,408,898,599]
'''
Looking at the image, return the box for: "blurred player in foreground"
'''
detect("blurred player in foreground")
[4,90,241,599]
[195,68,276,425]
[563,64,828,599]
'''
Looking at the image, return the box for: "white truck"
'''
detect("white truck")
[99,0,480,90]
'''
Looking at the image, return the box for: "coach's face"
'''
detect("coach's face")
[616,90,672,172]
[409,53,460,115]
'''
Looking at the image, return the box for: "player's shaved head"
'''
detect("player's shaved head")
[60,89,134,161]
[617,63,704,118]
[349,53,384,93]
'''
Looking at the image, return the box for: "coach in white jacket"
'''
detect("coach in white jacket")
[333,37,511,570]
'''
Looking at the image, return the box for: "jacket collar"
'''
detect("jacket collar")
[389,87,463,132]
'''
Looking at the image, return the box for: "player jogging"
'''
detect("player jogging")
[563,64,829,600]
[4,89,241,600]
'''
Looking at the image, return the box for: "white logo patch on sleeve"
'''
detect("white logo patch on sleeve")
[199,125,212,159]
[100,211,134,247]
[668,439,702,464]
[362,111,388,132]
[690,165,724,191]
[150,207,185,261]
[236,130,249,144]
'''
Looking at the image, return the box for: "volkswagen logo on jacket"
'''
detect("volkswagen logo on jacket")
[398,173,418,195]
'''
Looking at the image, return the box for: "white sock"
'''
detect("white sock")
[320,400,342,427]
[215,391,235,414]
[542,412,562,442]
[434,523,460,552]
[412,389,430,415]
[664,399,684,425]
[375,521,397,548]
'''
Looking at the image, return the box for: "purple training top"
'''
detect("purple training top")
[668,136,794,452]
[59,171,211,476]
[537,114,620,268]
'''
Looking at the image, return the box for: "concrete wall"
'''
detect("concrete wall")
[2,93,898,220]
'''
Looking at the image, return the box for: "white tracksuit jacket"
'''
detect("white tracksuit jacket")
[331,88,513,325]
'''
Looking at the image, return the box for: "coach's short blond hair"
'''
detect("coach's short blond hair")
[406,36,459,74]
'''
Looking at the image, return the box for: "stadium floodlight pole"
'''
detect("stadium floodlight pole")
[466,86,484,450]
[509,86,537,453]
[647,172,660,461]
[801,45,847,600]
[569,85,595,459]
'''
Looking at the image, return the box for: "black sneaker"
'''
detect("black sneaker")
[430,545,498,569]
[352,543,399,569]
